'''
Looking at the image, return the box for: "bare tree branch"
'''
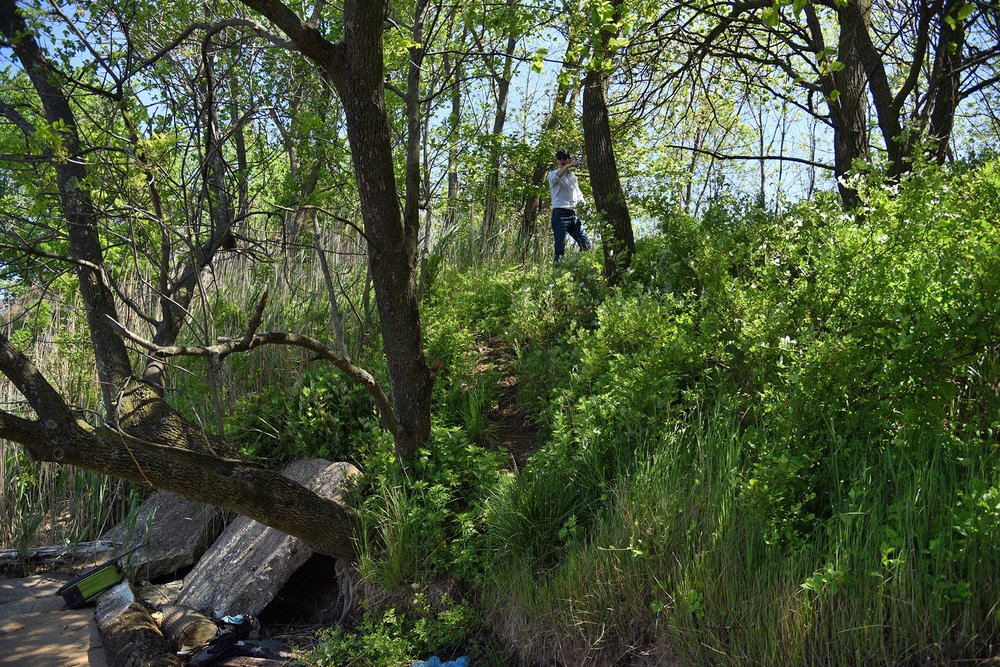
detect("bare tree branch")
[107,313,401,439]
[663,143,834,170]
[0,100,36,136]
[0,331,74,424]
[139,18,298,72]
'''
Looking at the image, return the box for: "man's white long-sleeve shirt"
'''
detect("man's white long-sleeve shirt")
[548,168,584,209]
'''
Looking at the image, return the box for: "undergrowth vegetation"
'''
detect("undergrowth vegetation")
[3,159,998,665]
[388,160,999,665]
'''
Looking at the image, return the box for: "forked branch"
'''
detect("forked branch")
[106,292,401,438]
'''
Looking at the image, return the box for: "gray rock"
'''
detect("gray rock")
[176,460,359,618]
[104,492,224,582]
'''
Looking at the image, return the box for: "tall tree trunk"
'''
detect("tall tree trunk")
[830,9,869,207]
[404,0,430,253]
[200,37,237,251]
[444,50,462,222]
[806,3,869,207]
[836,0,913,177]
[418,98,434,301]
[928,0,966,163]
[336,0,433,461]
[481,24,518,247]
[582,0,635,286]
[239,0,435,461]
[583,69,635,285]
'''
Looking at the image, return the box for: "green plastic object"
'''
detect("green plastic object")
[56,560,125,609]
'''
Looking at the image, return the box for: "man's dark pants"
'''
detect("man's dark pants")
[551,207,592,262]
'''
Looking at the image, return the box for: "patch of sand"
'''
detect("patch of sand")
[0,575,107,666]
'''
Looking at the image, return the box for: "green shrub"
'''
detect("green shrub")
[228,364,374,464]
[355,425,506,589]
[310,594,476,667]
[482,160,1000,664]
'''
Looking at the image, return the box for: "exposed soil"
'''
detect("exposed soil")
[474,338,541,470]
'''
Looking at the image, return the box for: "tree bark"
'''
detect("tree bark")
[831,5,870,207]
[443,30,464,234]
[337,1,432,461]
[236,0,434,460]
[806,3,869,207]
[582,0,635,286]
[928,0,965,163]
[481,20,518,247]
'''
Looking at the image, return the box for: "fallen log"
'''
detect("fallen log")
[0,540,115,565]
[158,604,218,651]
[103,491,224,580]
[178,459,359,617]
[96,581,181,667]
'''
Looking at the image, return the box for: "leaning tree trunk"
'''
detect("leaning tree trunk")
[0,0,133,419]
[238,0,435,461]
[583,67,635,286]
[583,70,635,286]
[0,334,358,557]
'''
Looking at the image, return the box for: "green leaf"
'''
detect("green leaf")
[531,47,548,74]
[793,0,808,17]
[762,6,780,26]
[829,59,845,72]
[957,1,974,21]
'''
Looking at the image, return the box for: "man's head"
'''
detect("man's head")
[555,149,571,162]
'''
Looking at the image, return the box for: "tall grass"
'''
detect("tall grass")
[464,161,1000,664]
[0,450,145,551]
[0,295,143,550]
[485,406,1000,665]
[433,202,552,271]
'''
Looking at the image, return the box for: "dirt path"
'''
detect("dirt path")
[474,338,540,469]
[0,574,107,665]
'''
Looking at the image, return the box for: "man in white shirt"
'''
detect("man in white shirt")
[548,149,592,263]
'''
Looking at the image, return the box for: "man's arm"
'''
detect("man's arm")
[556,159,583,178]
